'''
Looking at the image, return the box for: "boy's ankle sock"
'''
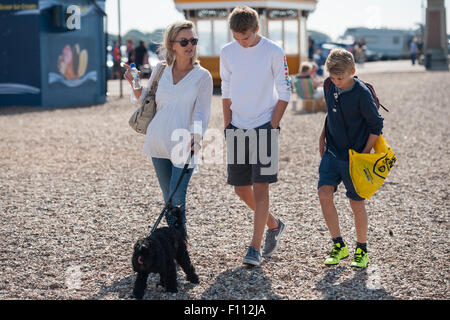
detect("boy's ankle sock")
[332,236,346,247]
[356,242,367,253]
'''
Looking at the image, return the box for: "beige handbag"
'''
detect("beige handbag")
[129,62,167,134]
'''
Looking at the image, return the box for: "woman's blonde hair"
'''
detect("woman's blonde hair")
[159,20,199,66]
[325,48,355,75]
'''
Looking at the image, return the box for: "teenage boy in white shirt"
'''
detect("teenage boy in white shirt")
[220,6,292,266]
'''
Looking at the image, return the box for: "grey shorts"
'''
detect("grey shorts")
[224,121,280,186]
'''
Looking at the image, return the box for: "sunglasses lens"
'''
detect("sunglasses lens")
[176,38,198,47]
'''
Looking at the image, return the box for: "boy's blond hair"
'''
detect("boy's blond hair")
[228,6,259,33]
[325,48,355,75]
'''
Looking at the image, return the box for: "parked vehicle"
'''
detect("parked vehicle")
[317,41,353,59]
[342,27,417,60]
[363,48,382,62]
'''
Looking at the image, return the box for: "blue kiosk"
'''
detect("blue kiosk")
[0,0,107,107]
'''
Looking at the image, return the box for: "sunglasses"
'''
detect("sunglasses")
[171,37,198,47]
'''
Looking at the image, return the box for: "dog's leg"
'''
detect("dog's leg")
[132,272,149,300]
[157,273,165,289]
[177,245,199,284]
[162,263,178,293]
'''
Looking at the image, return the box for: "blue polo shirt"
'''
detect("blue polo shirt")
[325,78,384,161]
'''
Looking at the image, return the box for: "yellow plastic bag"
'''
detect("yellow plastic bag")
[348,135,397,199]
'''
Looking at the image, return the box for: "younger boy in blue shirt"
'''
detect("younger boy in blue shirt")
[318,48,384,268]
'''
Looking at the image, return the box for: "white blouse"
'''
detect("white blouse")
[130,61,213,168]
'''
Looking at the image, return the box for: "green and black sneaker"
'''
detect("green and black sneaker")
[324,242,349,265]
[351,248,370,268]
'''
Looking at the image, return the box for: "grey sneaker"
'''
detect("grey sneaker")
[262,220,285,257]
[242,246,262,266]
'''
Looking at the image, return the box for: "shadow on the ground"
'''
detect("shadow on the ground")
[91,272,198,300]
[91,275,136,300]
[201,266,281,300]
[315,266,395,300]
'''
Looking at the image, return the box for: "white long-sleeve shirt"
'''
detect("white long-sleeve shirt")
[131,61,213,168]
[220,36,291,129]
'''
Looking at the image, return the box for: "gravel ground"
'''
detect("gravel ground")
[0,70,449,300]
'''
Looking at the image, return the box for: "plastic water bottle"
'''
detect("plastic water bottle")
[130,63,141,90]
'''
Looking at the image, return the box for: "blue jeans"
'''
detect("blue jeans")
[151,157,194,230]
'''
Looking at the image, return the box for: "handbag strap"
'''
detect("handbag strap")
[148,62,167,96]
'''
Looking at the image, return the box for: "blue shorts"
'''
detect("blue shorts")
[318,152,364,201]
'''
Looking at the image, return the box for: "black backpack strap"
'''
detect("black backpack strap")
[357,76,390,112]
[379,103,389,112]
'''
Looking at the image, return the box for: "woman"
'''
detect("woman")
[124,21,213,234]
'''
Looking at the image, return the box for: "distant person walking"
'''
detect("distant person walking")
[308,35,316,61]
[123,21,213,234]
[112,40,121,79]
[358,38,366,64]
[410,38,419,65]
[126,38,135,64]
[134,40,149,70]
[352,38,366,65]
[352,38,360,64]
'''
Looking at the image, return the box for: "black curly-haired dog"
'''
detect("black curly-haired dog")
[131,206,199,299]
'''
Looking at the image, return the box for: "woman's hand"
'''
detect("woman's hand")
[123,63,143,99]
[122,63,134,86]
[188,134,202,155]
